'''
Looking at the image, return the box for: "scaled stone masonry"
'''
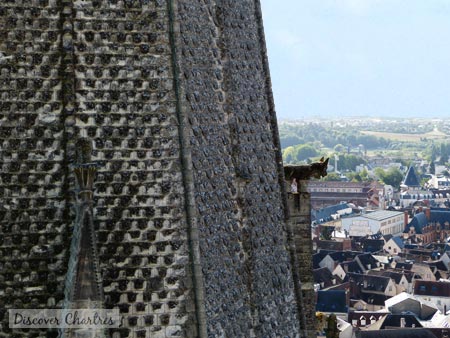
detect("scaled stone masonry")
[0,0,309,337]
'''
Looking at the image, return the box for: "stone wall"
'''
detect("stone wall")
[0,1,195,337]
[287,190,318,338]
[0,0,70,336]
[174,0,300,336]
[0,0,306,337]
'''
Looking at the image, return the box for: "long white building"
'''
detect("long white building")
[341,210,405,236]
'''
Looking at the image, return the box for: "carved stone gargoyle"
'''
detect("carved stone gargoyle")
[284,157,329,181]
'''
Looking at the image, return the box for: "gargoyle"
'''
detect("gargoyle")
[284,157,329,181]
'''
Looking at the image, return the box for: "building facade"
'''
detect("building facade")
[341,210,405,237]
[306,181,383,209]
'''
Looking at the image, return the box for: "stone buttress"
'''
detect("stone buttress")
[0,1,309,337]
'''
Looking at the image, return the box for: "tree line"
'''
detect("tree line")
[279,123,389,151]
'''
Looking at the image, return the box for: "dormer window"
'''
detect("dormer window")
[360,316,366,326]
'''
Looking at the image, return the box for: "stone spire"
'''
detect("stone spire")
[62,138,104,338]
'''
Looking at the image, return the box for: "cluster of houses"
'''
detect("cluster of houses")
[310,167,450,337]
[313,244,450,337]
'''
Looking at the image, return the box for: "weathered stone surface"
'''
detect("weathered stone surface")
[0,0,307,337]
[174,1,301,336]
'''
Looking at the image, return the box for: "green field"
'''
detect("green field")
[361,129,448,142]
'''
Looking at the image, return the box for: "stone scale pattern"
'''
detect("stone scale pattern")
[0,0,308,337]
[175,0,301,336]
[0,1,68,336]
[0,0,195,337]
[66,0,194,337]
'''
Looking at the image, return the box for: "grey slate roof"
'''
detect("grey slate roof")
[368,269,411,285]
[358,329,436,338]
[348,311,387,327]
[316,290,348,313]
[362,238,385,253]
[341,260,364,275]
[405,209,450,234]
[430,210,450,225]
[414,280,450,297]
[405,212,428,234]
[391,236,405,249]
[379,314,423,329]
[348,273,392,293]
[313,251,333,269]
[426,260,448,272]
[403,166,421,187]
[356,253,380,271]
[313,268,335,288]
[395,262,413,270]
[363,210,404,221]
[312,203,352,223]
[329,250,362,263]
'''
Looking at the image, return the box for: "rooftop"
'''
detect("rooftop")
[403,166,421,187]
[363,210,404,221]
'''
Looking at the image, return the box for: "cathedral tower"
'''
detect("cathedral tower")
[0,1,313,337]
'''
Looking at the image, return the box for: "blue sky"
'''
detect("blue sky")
[260,0,450,120]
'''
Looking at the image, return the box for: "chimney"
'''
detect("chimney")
[425,208,431,221]
[404,211,409,226]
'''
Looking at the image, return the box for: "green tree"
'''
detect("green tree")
[282,146,296,164]
[323,173,341,181]
[338,154,366,171]
[320,226,334,240]
[360,168,372,182]
[346,169,372,182]
[375,167,404,189]
[347,172,362,182]
[334,144,346,153]
[295,144,318,161]
[280,135,303,149]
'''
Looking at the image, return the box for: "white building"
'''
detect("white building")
[427,175,450,190]
[383,236,404,255]
[341,210,405,236]
[413,280,450,313]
